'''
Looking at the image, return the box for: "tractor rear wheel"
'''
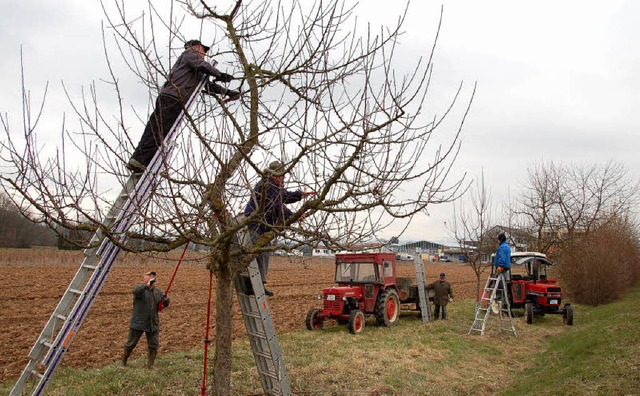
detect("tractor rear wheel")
[305,308,324,330]
[525,302,534,324]
[563,303,574,326]
[348,310,365,334]
[375,289,400,327]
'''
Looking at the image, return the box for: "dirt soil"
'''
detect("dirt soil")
[0,248,481,383]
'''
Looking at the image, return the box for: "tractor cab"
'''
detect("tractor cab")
[510,252,556,283]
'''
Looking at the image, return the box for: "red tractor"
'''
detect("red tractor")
[505,252,573,325]
[306,252,429,334]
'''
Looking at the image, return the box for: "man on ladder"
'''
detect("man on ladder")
[127,39,240,173]
[469,232,517,337]
[493,232,511,306]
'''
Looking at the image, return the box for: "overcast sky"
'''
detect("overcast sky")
[1,0,638,244]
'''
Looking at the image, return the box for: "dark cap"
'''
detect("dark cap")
[185,39,210,53]
[265,160,286,176]
[498,233,506,242]
[145,271,157,276]
[439,272,446,277]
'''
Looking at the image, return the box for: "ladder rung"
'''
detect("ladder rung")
[69,288,83,295]
[243,311,262,320]
[256,368,279,380]
[82,263,97,270]
[55,313,67,321]
[253,350,275,361]
[247,330,267,340]
[30,370,44,379]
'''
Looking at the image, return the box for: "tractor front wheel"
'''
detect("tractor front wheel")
[375,289,400,327]
[348,310,365,334]
[525,302,534,324]
[563,303,574,326]
[305,308,324,330]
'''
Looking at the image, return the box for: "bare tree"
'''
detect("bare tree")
[1,1,475,394]
[448,170,493,298]
[516,160,639,255]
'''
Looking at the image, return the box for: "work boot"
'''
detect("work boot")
[263,283,274,297]
[122,348,132,366]
[240,276,254,295]
[147,349,157,369]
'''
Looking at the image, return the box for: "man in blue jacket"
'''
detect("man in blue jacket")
[244,160,315,296]
[127,39,240,173]
[493,233,511,281]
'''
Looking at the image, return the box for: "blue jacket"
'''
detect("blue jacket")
[244,177,303,234]
[494,241,511,269]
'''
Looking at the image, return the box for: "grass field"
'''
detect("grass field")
[3,284,639,396]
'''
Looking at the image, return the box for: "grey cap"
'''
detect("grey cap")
[184,39,210,53]
[265,160,286,176]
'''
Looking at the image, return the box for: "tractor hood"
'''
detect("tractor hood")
[527,282,562,298]
[323,286,364,300]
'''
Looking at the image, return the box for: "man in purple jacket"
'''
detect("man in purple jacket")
[127,39,240,173]
[244,160,315,296]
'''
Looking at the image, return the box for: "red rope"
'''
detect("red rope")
[164,242,189,296]
[200,270,214,396]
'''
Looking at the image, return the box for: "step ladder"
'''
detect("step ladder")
[10,71,210,396]
[233,225,293,396]
[413,255,432,323]
[468,273,517,337]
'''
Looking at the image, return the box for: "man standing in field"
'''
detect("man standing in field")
[426,272,454,320]
[122,271,170,368]
[244,160,315,296]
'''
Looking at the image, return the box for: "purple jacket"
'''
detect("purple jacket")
[244,177,303,234]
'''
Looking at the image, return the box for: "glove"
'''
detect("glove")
[225,90,240,101]
[157,296,170,311]
[217,72,234,83]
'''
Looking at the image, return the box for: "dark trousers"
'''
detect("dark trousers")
[131,94,184,166]
[248,228,271,283]
[434,304,447,320]
[124,328,159,351]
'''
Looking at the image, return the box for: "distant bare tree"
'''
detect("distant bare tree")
[448,170,493,298]
[1,1,474,394]
[515,160,639,255]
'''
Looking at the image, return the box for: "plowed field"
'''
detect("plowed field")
[0,248,481,383]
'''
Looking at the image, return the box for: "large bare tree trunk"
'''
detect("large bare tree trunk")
[212,260,234,396]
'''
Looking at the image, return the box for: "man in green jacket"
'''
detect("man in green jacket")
[426,272,454,320]
[122,271,170,368]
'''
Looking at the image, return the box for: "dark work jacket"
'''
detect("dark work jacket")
[129,284,165,332]
[427,280,453,306]
[160,49,223,102]
[244,177,303,234]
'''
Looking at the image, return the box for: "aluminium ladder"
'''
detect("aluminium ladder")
[233,224,293,396]
[10,70,210,396]
[413,255,432,323]
[468,273,517,337]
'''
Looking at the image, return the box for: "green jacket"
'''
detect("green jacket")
[427,280,453,306]
[129,284,166,332]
